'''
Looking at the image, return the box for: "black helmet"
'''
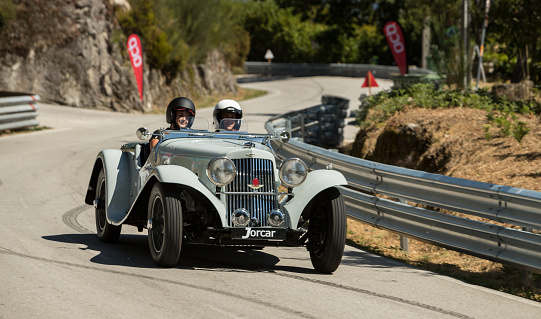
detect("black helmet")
[166,97,196,129]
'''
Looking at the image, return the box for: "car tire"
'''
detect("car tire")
[308,188,346,273]
[148,182,183,267]
[95,169,122,243]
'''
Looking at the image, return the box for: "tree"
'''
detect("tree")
[118,0,250,78]
[489,0,541,83]
[242,0,324,62]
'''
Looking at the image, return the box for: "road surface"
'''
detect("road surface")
[1,76,539,318]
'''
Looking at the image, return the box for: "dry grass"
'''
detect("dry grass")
[345,106,541,302]
[0,125,51,136]
[346,218,541,301]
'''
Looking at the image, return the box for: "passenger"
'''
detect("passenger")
[213,99,242,131]
[150,97,196,149]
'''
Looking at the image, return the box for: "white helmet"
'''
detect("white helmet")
[213,99,243,130]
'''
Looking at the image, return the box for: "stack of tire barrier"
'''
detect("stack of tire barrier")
[268,94,349,148]
[0,92,40,131]
[316,95,349,147]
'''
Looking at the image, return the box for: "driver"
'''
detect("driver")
[150,97,196,149]
[213,99,242,131]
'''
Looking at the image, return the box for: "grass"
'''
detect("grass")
[0,125,51,136]
[346,217,541,302]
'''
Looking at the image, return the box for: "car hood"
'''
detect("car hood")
[158,137,275,160]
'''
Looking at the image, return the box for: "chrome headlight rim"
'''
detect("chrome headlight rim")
[206,156,237,187]
[279,158,308,188]
[232,208,251,227]
[267,209,285,227]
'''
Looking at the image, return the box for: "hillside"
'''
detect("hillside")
[0,0,237,112]
[350,106,541,192]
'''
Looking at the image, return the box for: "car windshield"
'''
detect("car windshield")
[158,117,269,143]
[181,117,209,131]
[217,119,247,132]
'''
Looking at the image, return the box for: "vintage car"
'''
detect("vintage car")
[84,118,347,273]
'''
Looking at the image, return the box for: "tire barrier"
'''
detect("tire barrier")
[0,92,40,131]
[266,96,541,274]
[267,94,349,148]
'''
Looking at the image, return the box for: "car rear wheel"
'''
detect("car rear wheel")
[308,188,346,273]
[148,182,183,267]
[95,169,122,243]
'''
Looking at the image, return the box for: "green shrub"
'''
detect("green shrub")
[242,0,324,63]
[512,121,530,143]
[0,0,15,34]
[118,0,172,71]
[118,0,250,78]
[357,83,540,142]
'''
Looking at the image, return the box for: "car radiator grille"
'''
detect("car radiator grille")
[225,158,278,227]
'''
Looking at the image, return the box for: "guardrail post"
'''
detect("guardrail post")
[399,198,410,252]
[521,226,534,286]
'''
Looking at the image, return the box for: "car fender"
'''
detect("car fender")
[84,149,133,225]
[283,170,347,227]
[125,165,227,227]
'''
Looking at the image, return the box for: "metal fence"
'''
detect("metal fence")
[0,92,40,131]
[265,97,541,274]
[244,61,434,79]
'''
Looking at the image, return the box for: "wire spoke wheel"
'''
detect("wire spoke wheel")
[96,179,107,230]
[150,196,165,253]
[310,203,328,258]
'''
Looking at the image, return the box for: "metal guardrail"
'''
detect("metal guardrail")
[244,62,434,79]
[0,92,40,131]
[266,97,541,274]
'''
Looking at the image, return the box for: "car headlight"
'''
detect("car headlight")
[267,209,285,227]
[207,157,236,186]
[279,158,307,188]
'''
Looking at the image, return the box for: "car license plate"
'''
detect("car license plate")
[231,227,286,240]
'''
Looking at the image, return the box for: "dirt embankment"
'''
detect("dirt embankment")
[349,107,541,192]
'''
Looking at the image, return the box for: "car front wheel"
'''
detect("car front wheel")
[95,168,122,243]
[147,182,183,267]
[308,188,346,273]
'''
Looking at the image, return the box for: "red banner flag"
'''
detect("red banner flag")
[127,34,144,102]
[383,22,407,75]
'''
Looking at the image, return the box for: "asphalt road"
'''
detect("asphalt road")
[1,76,540,318]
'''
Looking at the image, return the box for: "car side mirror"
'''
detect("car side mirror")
[280,131,290,143]
[136,127,150,140]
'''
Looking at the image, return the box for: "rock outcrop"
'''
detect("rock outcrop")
[0,0,236,112]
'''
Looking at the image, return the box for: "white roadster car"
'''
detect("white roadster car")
[85,118,347,273]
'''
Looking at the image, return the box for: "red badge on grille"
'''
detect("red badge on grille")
[248,178,263,190]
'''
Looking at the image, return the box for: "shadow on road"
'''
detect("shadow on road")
[42,233,316,274]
